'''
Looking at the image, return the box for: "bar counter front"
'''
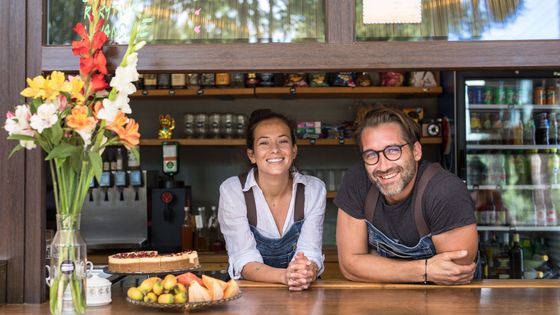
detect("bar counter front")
[2,280,559,314]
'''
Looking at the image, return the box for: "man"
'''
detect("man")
[335,106,477,285]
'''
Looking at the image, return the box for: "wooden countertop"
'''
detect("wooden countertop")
[2,281,560,314]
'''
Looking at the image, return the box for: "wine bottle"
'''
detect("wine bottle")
[181,207,194,251]
[509,233,524,279]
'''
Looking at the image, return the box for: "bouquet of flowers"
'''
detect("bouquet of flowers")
[3,1,143,314]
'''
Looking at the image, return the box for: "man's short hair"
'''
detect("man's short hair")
[354,106,421,151]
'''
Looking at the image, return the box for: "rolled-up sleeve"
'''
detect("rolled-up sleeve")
[218,178,263,279]
[295,176,326,275]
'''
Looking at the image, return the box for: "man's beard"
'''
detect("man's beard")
[369,157,416,197]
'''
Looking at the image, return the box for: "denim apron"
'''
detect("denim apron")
[239,172,306,269]
[364,163,481,280]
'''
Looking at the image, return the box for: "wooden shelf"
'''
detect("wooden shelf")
[140,137,441,146]
[326,191,337,199]
[131,86,443,98]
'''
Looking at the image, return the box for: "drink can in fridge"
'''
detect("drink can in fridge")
[468,86,484,104]
[534,87,545,105]
[505,86,517,105]
[483,85,495,104]
[546,86,558,105]
[495,81,506,104]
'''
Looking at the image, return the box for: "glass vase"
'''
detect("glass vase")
[46,214,88,315]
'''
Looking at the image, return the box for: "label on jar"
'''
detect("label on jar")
[61,260,75,274]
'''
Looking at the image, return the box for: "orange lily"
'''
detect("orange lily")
[66,105,96,131]
[115,118,140,149]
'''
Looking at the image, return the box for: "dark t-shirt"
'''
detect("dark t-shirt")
[334,160,475,247]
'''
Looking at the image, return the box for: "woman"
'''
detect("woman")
[218,109,326,290]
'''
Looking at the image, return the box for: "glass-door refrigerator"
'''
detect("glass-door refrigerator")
[456,70,560,280]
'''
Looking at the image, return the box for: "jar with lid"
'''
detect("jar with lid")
[215,73,231,87]
[157,73,171,89]
[184,113,195,138]
[208,113,221,138]
[235,114,246,138]
[221,113,234,138]
[187,73,200,89]
[194,113,208,138]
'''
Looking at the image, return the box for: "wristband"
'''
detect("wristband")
[423,259,428,284]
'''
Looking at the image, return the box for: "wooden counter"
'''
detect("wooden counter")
[2,280,560,314]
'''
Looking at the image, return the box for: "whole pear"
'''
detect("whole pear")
[157,293,175,304]
[127,287,144,301]
[152,281,164,296]
[162,274,177,291]
[143,292,157,303]
[174,291,187,303]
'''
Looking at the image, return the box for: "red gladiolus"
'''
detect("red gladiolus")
[93,51,108,75]
[72,40,90,57]
[74,22,88,39]
[79,57,95,76]
[90,74,108,92]
[92,31,108,50]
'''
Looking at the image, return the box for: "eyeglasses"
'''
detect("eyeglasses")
[361,143,410,165]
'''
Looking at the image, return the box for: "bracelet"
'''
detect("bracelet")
[423,259,428,284]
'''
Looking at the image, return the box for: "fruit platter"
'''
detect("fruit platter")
[126,272,242,311]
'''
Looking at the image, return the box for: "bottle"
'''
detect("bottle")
[529,150,542,186]
[494,233,511,279]
[512,110,524,145]
[102,151,110,172]
[127,150,140,169]
[535,112,549,145]
[207,206,224,251]
[509,233,524,279]
[549,113,558,144]
[181,207,194,251]
[523,112,536,145]
[109,150,117,171]
[115,147,124,171]
[546,189,558,226]
[195,206,208,251]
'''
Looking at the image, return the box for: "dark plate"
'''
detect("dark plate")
[126,292,242,311]
[103,265,201,276]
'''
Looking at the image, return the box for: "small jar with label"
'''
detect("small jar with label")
[143,74,157,90]
[187,73,200,89]
[201,73,215,87]
[157,73,171,89]
[171,73,186,89]
[215,73,231,87]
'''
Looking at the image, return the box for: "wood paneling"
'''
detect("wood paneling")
[0,0,28,304]
[42,40,560,72]
[326,0,354,44]
[24,0,46,304]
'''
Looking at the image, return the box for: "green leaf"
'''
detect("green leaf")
[8,134,35,142]
[44,143,80,161]
[51,121,63,145]
[88,151,103,182]
[8,144,24,158]
[69,152,82,174]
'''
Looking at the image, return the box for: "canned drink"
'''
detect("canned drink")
[504,86,518,105]
[546,86,558,104]
[483,85,495,104]
[534,86,545,105]
[495,81,506,104]
[468,86,484,104]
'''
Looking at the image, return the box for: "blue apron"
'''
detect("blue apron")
[239,172,306,269]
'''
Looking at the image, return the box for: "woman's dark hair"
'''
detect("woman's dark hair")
[354,106,421,151]
[246,109,297,150]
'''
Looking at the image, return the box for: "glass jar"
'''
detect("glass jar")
[235,114,247,138]
[208,113,221,138]
[184,113,195,138]
[194,113,208,138]
[221,113,234,138]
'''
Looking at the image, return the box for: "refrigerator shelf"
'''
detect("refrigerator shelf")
[468,104,560,110]
[467,144,560,150]
[468,184,560,191]
[477,226,560,232]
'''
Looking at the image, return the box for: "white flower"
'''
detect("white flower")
[111,65,138,95]
[126,53,138,69]
[4,105,33,136]
[30,102,58,133]
[99,93,131,124]
[134,41,146,51]
[20,140,36,150]
[76,126,95,146]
